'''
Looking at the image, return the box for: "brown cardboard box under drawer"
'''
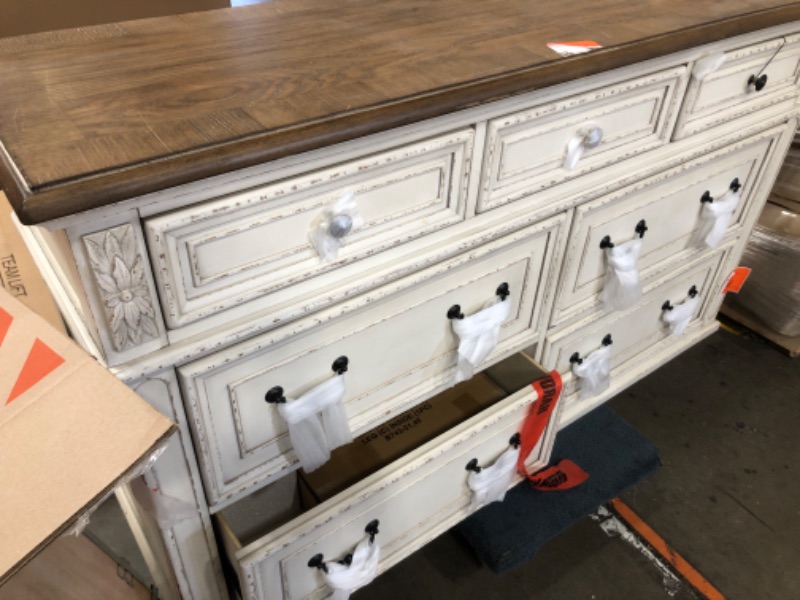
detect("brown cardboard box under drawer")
[298,373,507,507]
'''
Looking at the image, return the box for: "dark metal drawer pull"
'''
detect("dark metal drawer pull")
[265,356,349,404]
[600,220,647,249]
[748,73,768,91]
[700,179,741,204]
[465,458,482,473]
[308,519,381,573]
[447,282,510,319]
[662,285,699,311]
[570,334,613,366]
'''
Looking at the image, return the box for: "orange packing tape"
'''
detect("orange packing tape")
[517,371,589,491]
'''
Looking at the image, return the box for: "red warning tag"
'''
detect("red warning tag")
[517,371,589,491]
[722,267,751,294]
[547,40,603,57]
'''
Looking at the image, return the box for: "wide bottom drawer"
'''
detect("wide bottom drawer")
[216,363,556,600]
[542,246,732,427]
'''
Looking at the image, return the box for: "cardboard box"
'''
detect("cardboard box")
[298,373,507,507]
[483,351,549,395]
[0,288,175,584]
[0,191,65,334]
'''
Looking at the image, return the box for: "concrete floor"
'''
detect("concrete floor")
[356,327,800,600]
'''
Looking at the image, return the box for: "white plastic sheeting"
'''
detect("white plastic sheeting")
[277,375,352,472]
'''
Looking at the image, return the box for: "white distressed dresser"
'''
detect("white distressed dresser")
[2,1,800,598]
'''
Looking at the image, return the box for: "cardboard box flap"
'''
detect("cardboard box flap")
[0,289,175,584]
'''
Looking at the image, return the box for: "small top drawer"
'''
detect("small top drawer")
[145,129,474,328]
[674,34,800,139]
[477,67,688,213]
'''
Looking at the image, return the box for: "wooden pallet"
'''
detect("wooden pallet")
[720,303,800,358]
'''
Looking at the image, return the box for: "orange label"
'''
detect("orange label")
[722,267,751,294]
[517,371,589,491]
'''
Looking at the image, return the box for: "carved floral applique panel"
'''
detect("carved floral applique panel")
[83,225,160,351]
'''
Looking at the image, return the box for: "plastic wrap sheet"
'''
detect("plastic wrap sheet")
[725,202,800,337]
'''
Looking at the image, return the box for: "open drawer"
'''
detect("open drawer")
[215,363,557,600]
[179,213,568,509]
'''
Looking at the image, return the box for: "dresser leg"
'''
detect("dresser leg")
[126,371,230,600]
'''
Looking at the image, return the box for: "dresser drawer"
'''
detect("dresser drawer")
[543,247,728,427]
[549,126,784,326]
[675,34,800,139]
[217,383,556,600]
[179,213,567,508]
[146,129,474,328]
[477,66,687,213]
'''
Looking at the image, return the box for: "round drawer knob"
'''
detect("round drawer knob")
[583,126,603,149]
[328,214,353,239]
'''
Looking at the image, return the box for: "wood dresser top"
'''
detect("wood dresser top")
[2,0,800,224]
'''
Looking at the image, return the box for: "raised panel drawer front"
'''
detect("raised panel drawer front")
[477,66,688,213]
[146,129,474,328]
[542,247,728,427]
[224,385,557,600]
[179,213,566,508]
[674,34,800,139]
[549,126,784,326]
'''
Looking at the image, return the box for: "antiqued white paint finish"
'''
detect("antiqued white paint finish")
[146,129,474,327]
[543,247,731,425]
[12,23,800,600]
[67,213,169,366]
[675,33,800,139]
[549,124,787,326]
[479,66,689,212]
[180,213,568,509]
[221,384,558,600]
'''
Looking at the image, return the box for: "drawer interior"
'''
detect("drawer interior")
[215,352,547,597]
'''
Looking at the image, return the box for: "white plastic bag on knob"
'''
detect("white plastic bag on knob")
[451,296,511,384]
[662,294,701,336]
[323,535,380,600]
[572,344,612,401]
[695,188,741,249]
[309,191,364,262]
[599,238,643,311]
[277,375,352,472]
[467,446,520,511]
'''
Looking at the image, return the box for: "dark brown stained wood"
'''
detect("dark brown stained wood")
[2,0,800,223]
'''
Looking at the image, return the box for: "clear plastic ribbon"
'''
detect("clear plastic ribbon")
[696,188,741,249]
[572,344,612,401]
[692,51,727,81]
[309,191,364,262]
[277,375,352,472]
[662,294,701,336]
[563,134,586,170]
[600,238,643,311]
[323,535,381,600]
[451,297,512,384]
[467,446,520,511]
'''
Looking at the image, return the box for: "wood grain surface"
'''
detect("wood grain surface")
[1,0,800,223]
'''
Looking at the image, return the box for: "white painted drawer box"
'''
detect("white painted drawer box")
[179,213,567,508]
[146,129,474,328]
[675,34,800,139]
[216,382,557,600]
[478,66,688,213]
[544,247,730,427]
[549,124,787,327]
